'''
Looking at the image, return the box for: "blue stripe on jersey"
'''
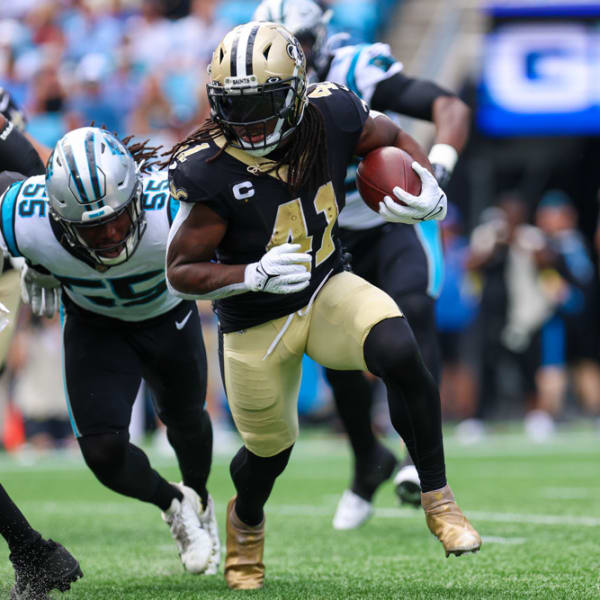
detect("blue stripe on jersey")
[59,305,81,438]
[415,220,444,298]
[346,45,367,98]
[168,196,179,225]
[1,181,24,257]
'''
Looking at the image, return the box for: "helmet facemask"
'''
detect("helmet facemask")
[52,178,146,267]
[208,73,307,157]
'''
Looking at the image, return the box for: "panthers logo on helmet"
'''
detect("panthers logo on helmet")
[207,21,308,157]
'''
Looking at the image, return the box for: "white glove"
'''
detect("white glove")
[20,264,61,318]
[379,161,447,225]
[245,243,311,294]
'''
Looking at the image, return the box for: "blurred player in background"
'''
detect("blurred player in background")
[0,123,219,576]
[253,0,471,528]
[0,105,81,600]
[165,21,480,590]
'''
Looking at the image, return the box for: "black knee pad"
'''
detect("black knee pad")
[78,431,129,479]
[364,317,421,378]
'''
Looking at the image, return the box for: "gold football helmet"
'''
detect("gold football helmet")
[207,21,308,157]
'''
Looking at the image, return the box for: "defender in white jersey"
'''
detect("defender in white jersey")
[255,0,472,528]
[0,127,220,576]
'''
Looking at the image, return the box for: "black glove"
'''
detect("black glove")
[0,87,26,131]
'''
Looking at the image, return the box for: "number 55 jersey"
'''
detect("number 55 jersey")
[0,170,181,321]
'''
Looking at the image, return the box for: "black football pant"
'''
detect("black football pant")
[62,300,212,511]
[326,223,441,495]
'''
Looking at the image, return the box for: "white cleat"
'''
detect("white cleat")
[198,494,221,575]
[394,464,421,508]
[162,483,211,574]
[332,490,373,530]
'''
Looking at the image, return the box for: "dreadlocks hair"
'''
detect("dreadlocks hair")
[121,135,163,174]
[160,104,329,197]
[91,123,163,174]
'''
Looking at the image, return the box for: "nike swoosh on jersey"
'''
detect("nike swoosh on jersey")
[175,310,193,330]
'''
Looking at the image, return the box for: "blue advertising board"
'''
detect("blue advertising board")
[478,20,600,135]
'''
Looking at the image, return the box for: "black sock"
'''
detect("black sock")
[0,483,41,555]
[351,442,398,501]
[165,409,213,509]
[230,445,293,526]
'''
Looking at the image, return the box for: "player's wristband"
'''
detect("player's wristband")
[428,143,458,173]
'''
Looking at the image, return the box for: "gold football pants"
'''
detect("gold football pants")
[0,268,21,366]
[222,272,402,457]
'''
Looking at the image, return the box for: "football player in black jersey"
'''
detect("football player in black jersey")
[164,22,481,590]
[253,0,472,527]
[0,113,82,599]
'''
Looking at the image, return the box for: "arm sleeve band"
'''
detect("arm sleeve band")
[370,72,456,121]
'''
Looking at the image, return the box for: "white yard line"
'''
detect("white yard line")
[267,505,600,527]
[13,499,600,528]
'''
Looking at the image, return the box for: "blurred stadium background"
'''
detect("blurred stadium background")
[1,0,599,451]
[0,1,599,597]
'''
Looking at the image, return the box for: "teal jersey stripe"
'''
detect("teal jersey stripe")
[1,181,24,257]
[415,220,444,298]
[168,196,179,226]
[59,306,81,438]
[346,45,368,98]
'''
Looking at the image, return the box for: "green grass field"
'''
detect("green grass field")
[1,426,599,599]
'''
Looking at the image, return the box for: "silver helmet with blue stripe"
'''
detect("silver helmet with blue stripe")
[46,127,145,266]
[253,0,332,77]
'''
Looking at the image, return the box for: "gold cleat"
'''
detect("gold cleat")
[421,485,482,557]
[224,497,265,590]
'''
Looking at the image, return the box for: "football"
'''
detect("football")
[356,147,422,213]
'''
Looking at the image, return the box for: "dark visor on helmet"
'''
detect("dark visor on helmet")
[212,88,290,124]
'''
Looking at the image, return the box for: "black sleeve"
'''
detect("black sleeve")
[309,83,369,135]
[370,72,456,121]
[168,154,231,221]
[0,120,44,176]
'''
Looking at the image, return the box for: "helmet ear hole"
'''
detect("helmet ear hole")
[263,44,271,60]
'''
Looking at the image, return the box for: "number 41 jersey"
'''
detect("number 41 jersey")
[0,171,181,322]
[168,82,370,333]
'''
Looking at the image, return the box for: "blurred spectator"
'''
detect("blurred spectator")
[435,204,479,424]
[467,193,554,430]
[7,312,73,453]
[172,0,229,65]
[61,0,124,62]
[69,53,124,132]
[25,63,77,147]
[125,0,173,75]
[535,191,600,424]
